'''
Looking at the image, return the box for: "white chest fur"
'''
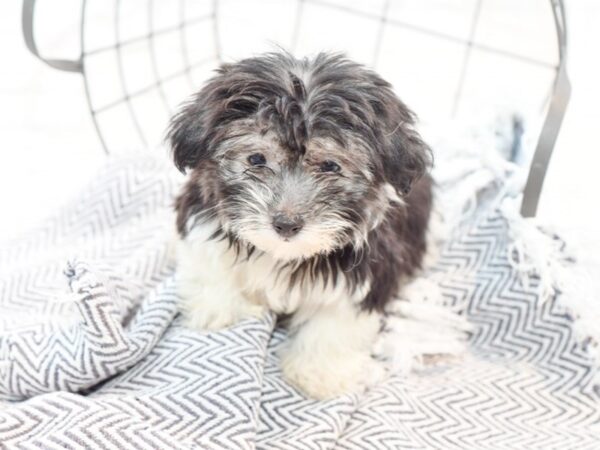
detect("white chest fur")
[176,221,369,326]
[176,221,382,400]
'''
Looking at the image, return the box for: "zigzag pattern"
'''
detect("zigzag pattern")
[1,157,599,448]
[0,253,179,401]
[0,156,181,338]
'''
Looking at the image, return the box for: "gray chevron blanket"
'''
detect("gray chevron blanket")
[1,144,599,448]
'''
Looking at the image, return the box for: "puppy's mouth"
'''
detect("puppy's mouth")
[276,232,302,243]
[263,229,304,249]
[238,226,326,261]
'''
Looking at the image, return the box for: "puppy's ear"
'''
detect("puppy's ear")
[384,123,432,196]
[167,64,233,173]
[365,72,432,195]
[168,98,207,173]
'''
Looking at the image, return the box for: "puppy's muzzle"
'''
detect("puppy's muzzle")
[272,213,304,238]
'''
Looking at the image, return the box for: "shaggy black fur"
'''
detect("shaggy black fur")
[169,52,432,312]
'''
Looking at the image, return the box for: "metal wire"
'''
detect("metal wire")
[179,0,195,88]
[80,0,108,154]
[83,15,211,57]
[307,0,557,70]
[451,0,483,116]
[92,57,215,114]
[148,0,173,114]
[115,0,148,148]
[371,0,391,68]
[521,0,571,217]
[21,0,570,217]
[82,0,218,151]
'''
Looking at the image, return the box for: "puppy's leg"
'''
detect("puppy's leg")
[176,230,265,331]
[281,300,384,399]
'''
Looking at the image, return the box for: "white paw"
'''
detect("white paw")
[181,294,266,331]
[281,349,386,400]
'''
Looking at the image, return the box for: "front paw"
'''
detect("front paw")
[280,348,385,400]
[181,294,266,331]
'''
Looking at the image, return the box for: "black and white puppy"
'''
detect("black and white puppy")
[169,52,432,399]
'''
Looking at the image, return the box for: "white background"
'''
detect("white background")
[0,0,598,276]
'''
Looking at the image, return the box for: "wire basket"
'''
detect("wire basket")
[22,0,570,217]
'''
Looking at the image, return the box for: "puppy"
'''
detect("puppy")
[169,52,432,399]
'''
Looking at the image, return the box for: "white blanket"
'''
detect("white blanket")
[1,150,598,449]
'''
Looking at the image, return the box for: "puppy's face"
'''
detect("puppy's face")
[170,53,431,261]
[210,128,382,260]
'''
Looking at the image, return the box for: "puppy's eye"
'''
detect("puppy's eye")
[248,153,267,166]
[319,160,341,173]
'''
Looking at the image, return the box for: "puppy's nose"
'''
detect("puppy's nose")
[272,213,304,238]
